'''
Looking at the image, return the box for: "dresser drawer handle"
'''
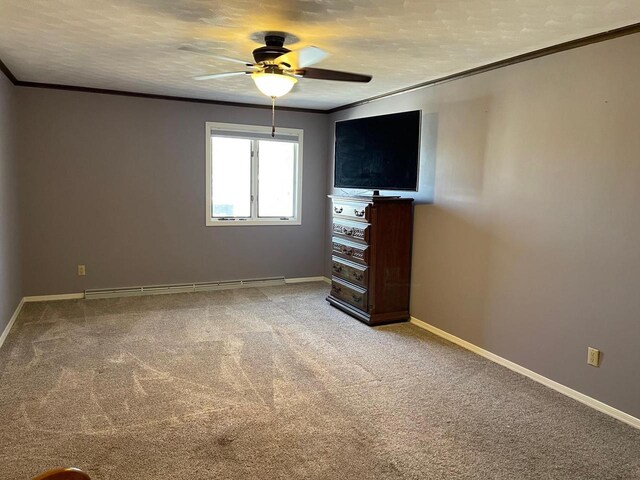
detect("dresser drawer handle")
[352,295,362,303]
[354,209,365,217]
[342,247,353,256]
[353,273,363,281]
[334,206,343,214]
[332,286,342,294]
[332,265,343,273]
[343,227,354,236]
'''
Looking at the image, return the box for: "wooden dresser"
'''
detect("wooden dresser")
[326,195,414,326]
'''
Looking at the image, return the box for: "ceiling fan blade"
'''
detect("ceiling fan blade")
[179,46,254,66]
[276,46,328,69]
[297,46,328,68]
[296,68,372,83]
[193,71,251,81]
[213,55,256,67]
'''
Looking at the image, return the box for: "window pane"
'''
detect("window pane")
[211,137,251,218]
[258,141,296,218]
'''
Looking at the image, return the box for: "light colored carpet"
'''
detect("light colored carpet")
[0,282,638,479]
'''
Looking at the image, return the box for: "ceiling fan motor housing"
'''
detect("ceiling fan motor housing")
[253,34,290,64]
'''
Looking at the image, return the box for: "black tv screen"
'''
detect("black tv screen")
[334,110,420,191]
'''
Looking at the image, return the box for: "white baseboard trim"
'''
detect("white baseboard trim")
[23,278,327,302]
[409,316,640,430]
[23,293,85,302]
[0,298,25,349]
[285,276,328,284]
[86,277,286,299]
[285,276,331,285]
[1,278,327,350]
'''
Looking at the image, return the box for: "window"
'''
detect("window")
[205,122,303,226]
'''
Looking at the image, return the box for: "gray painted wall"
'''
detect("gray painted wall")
[17,89,330,295]
[0,73,22,332]
[328,33,640,418]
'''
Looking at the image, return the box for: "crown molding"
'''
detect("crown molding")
[1,21,639,114]
[12,80,324,113]
[328,21,640,113]
[0,57,18,85]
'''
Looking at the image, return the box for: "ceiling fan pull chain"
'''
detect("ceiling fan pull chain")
[271,96,276,137]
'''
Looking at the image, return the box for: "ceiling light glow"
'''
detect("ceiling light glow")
[251,71,297,97]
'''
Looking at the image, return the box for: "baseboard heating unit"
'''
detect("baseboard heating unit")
[84,276,286,300]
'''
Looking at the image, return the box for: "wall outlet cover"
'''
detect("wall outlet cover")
[587,347,600,367]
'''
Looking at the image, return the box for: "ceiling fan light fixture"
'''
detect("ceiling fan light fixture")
[251,71,297,97]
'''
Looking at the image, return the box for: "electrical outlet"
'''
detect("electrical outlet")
[77,264,86,276]
[587,347,600,367]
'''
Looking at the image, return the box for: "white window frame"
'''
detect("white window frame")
[205,122,303,227]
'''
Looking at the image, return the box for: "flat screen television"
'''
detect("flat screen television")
[334,110,420,191]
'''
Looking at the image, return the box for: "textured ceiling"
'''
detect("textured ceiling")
[0,1,639,110]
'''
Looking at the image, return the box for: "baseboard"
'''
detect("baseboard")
[2,278,326,350]
[322,276,331,284]
[23,293,85,302]
[2,295,80,350]
[0,298,25,350]
[86,277,287,299]
[409,316,640,431]
[22,278,327,302]
[285,276,328,284]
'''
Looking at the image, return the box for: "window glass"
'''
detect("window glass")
[258,140,296,218]
[211,136,251,218]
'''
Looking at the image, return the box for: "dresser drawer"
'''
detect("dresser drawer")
[332,219,370,244]
[332,201,370,222]
[331,278,368,311]
[331,237,369,265]
[331,257,368,288]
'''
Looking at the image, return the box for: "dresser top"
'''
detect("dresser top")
[329,194,414,204]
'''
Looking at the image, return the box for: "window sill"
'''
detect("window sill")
[206,219,301,227]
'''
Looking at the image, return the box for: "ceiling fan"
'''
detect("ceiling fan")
[185,32,373,99]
